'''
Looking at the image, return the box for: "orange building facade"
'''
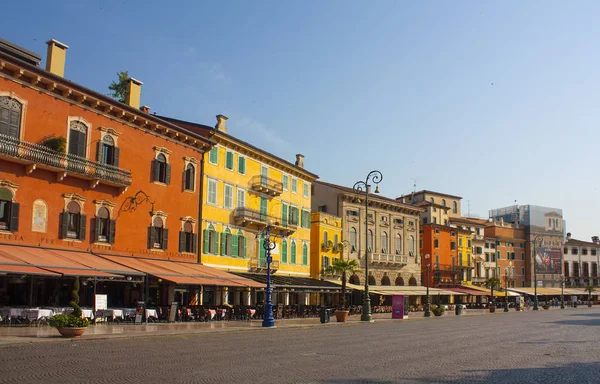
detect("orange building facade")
[484,222,526,288]
[0,38,261,311]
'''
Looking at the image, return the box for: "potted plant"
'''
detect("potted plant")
[585,285,596,307]
[485,277,501,313]
[432,305,445,317]
[40,136,67,153]
[48,277,89,337]
[324,258,360,322]
[542,303,550,310]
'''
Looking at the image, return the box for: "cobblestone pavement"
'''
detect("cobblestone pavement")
[1,308,600,384]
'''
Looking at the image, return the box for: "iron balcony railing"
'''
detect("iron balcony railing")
[471,276,486,283]
[250,175,283,196]
[371,253,409,265]
[0,133,132,187]
[234,207,298,230]
[249,258,280,271]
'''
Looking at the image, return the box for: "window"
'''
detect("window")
[452,201,457,214]
[430,197,434,203]
[152,154,171,184]
[220,228,233,256]
[468,240,472,247]
[423,217,428,224]
[393,218,403,225]
[459,238,463,247]
[184,164,195,191]
[583,248,588,256]
[224,185,233,209]
[497,251,501,260]
[281,240,288,263]
[94,207,115,244]
[451,232,456,237]
[291,178,297,193]
[237,189,245,208]
[238,156,246,174]
[409,235,415,254]
[289,206,299,226]
[395,234,402,255]
[207,179,218,204]
[442,199,446,206]
[521,252,525,260]
[303,182,309,198]
[302,209,311,228]
[318,205,327,213]
[381,232,388,253]
[209,146,218,164]
[148,217,167,250]
[302,243,308,265]
[347,210,359,217]
[434,229,440,234]
[97,135,119,166]
[350,227,357,252]
[179,221,196,253]
[61,201,85,240]
[420,239,423,249]
[521,267,525,276]
[367,230,373,252]
[451,241,456,250]
[235,231,246,258]
[334,234,339,248]
[593,249,597,256]
[433,217,437,224]
[0,96,22,138]
[203,224,218,254]
[322,255,330,271]
[434,238,439,248]
[291,241,297,264]
[225,151,234,170]
[572,248,578,255]
[564,248,568,254]
[323,231,329,245]
[435,255,440,268]
[0,188,18,232]
[68,120,88,157]
[282,174,289,190]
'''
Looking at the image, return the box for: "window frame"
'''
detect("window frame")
[207,179,218,205]
[224,184,234,209]
[208,146,218,165]
[225,150,234,171]
[184,163,195,191]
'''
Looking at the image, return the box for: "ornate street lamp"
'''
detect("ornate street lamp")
[423,253,431,317]
[353,170,383,322]
[256,220,287,328]
[532,235,544,310]
[560,274,565,309]
[504,261,512,312]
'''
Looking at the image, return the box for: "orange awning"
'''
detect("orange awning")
[49,250,144,276]
[181,263,264,288]
[100,255,204,285]
[42,268,120,277]
[151,274,209,285]
[0,264,60,276]
[141,259,233,286]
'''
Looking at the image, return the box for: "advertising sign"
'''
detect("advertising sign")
[535,247,562,274]
[95,294,108,310]
[392,295,406,319]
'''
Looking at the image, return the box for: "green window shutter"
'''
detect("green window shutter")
[209,147,218,163]
[9,203,19,232]
[283,175,288,190]
[203,229,210,253]
[497,251,501,259]
[192,234,197,254]
[238,157,245,173]
[96,141,104,162]
[108,220,116,244]
[220,232,226,255]
[213,231,219,254]
[165,163,171,184]
[162,228,169,250]
[291,242,296,264]
[302,244,308,265]
[148,226,155,249]
[151,160,159,182]
[78,214,86,240]
[179,231,186,252]
[301,210,305,228]
[259,238,266,260]
[243,236,247,258]
[226,151,234,170]
[281,241,287,263]
[232,235,239,257]
[113,147,120,167]
[94,218,101,242]
[282,204,288,227]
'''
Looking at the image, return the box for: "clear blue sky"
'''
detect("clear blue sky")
[4,1,599,240]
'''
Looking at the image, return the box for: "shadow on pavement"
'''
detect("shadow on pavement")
[568,312,600,317]
[547,319,600,326]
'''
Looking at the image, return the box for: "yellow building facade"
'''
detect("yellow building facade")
[457,229,473,282]
[310,212,343,279]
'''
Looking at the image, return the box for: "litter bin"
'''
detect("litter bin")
[455,304,463,316]
[319,307,330,323]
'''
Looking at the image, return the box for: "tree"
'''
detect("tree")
[485,277,501,304]
[585,285,596,305]
[108,71,129,102]
[325,258,360,309]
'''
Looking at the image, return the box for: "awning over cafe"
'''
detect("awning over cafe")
[50,250,144,276]
[508,287,562,296]
[237,273,341,291]
[445,287,488,296]
[0,264,61,276]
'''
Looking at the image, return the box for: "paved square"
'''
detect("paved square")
[1,308,600,383]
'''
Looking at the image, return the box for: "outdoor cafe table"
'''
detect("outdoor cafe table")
[247,309,256,318]
[21,309,54,320]
[145,309,158,319]
[207,309,216,320]
[80,309,94,319]
[96,309,123,320]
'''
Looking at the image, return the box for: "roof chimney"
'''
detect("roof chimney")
[215,115,228,133]
[45,39,68,77]
[140,105,150,113]
[125,78,143,109]
[295,154,304,168]
[593,236,599,244]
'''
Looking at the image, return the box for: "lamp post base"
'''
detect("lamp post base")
[361,296,373,322]
[504,305,509,312]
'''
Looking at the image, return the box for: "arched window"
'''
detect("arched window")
[349,227,357,252]
[368,275,376,285]
[180,221,195,253]
[381,276,391,286]
[302,243,308,265]
[349,274,360,285]
[98,135,119,166]
[367,229,373,252]
[395,276,405,286]
[381,231,388,253]
[322,255,330,272]
[62,200,85,240]
[452,201,458,214]
[236,230,245,258]
[430,197,434,204]
[409,235,415,255]
[291,241,297,264]
[184,163,195,191]
[408,277,417,286]
[94,207,113,244]
[68,120,88,157]
[395,234,402,255]
[0,96,22,138]
[323,231,329,247]
[333,234,339,248]
[149,216,167,250]
[203,224,218,254]
[281,239,288,263]
[442,199,446,207]
[221,228,232,256]
[153,153,170,184]
[434,238,439,248]
[0,188,17,232]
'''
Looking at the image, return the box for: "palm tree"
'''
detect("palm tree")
[485,277,501,305]
[325,259,360,309]
[584,285,596,306]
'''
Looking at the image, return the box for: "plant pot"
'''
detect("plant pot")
[489,306,496,313]
[433,311,443,317]
[57,327,87,338]
[334,310,349,322]
[542,306,549,310]
[588,303,593,307]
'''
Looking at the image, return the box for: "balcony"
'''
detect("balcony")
[371,253,408,265]
[471,276,486,283]
[250,175,283,197]
[0,133,132,189]
[234,207,297,234]
[249,257,280,272]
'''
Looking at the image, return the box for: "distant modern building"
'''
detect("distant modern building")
[489,205,565,288]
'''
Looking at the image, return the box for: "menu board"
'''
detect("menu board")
[95,294,108,310]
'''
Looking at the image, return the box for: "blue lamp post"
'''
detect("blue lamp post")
[258,220,284,328]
